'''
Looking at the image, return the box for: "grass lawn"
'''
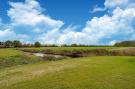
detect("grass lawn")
[1,56,135,89]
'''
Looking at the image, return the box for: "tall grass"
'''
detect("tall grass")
[0,49,41,69]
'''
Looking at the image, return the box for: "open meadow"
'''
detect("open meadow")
[0,47,135,89]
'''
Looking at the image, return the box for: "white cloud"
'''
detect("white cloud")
[0,28,30,42]
[33,28,43,33]
[44,7,135,45]
[82,7,135,45]
[36,26,98,45]
[36,29,61,44]
[90,5,106,13]
[16,34,30,42]
[57,31,95,45]
[109,40,117,45]
[5,0,64,43]
[105,0,135,9]
[0,29,17,41]
[8,0,64,28]
[0,17,30,41]
[105,0,128,9]
[34,6,135,45]
[0,19,16,41]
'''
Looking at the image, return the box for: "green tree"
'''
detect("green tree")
[114,40,135,47]
[34,41,41,47]
[13,40,22,47]
[71,44,78,47]
[5,40,13,48]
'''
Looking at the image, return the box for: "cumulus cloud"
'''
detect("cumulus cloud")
[0,29,16,41]
[0,19,16,41]
[0,17,30,42]
[105,0,135,9]
[5,0,64,43]
[49,7,135,45]
[36,29,61,44]
[82,7,135,44]
[0,28,29,41]
[57,31,95,45]
[105,0,128,9]
[8,0,64,28]
[50,0,135,45]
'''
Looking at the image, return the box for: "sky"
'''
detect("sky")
[0,0,135,45]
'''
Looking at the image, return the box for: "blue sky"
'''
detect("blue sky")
[0,0,135,45]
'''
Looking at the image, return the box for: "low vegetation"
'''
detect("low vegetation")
[18,47,135,57]
[0,49,41,69]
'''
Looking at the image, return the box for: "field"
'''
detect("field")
[18,46,128,52]
[1,47,135,89]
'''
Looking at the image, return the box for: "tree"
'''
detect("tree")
[13,40,22,47]
[71,44,78,47]
[34,41,41,47]
[61,44,68,47]
[5,40,13,48]
[0,42,5,48]
[114,40,135,47]
[0,42,3,45]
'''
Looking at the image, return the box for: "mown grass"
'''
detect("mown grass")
[1,56,135,89]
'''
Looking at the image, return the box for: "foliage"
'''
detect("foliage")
[13,40,22,47]
[115,40,135,47]
[34,41,41,47]
[5,40,13,48]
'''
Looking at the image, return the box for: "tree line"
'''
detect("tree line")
[0,40,41,48]
[114,40,135,47]
[0,40,114,48]
[1,40,135,48]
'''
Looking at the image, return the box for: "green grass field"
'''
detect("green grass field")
[0,48,135,89]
